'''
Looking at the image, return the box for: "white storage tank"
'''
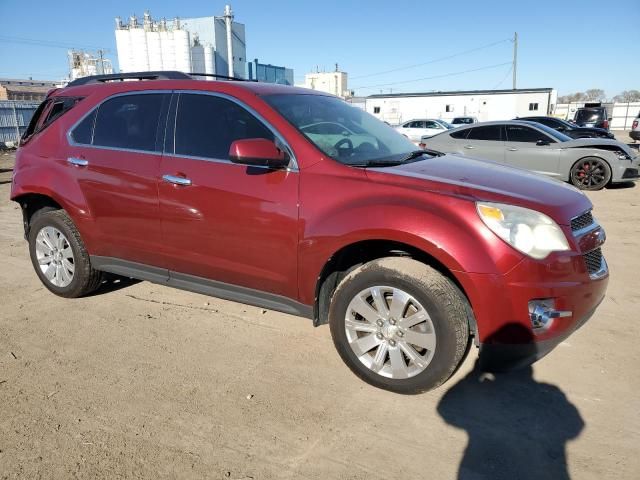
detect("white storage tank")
[146,30,163,71]
[173,20,191,73]
[159,28,175,71]
[129,25,149,71]
[114,23,131,73]
[191,44,205,73]
[204,44,214,76]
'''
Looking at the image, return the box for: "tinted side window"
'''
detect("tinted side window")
[466,125,502,141]
[70,110,97,145]
[43,97,83,129]
[175,94,273,160]
[21,99,51,141]
[450,128,469,139]
[93,94,165,152]
[506,125,549,143]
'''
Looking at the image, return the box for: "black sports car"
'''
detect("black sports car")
[516,116,614,139]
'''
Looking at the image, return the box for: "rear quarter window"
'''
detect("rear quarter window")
[449,129,469,139]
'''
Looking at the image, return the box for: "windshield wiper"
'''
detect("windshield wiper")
[350,150,439,168]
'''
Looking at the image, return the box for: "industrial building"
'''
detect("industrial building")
[365,88,557,125]
[68,50,114,81]
[0,78,58,102]
[300,68,350,98]
[247,59,293,85]
[114,5,246,78]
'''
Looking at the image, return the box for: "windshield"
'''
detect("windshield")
[575,109,604,123]
[437,120,455,129]
[265,94,426,166]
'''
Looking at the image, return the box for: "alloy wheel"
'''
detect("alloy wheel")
[572,159,607,189]
[35,226,75,287]
[344,286,436,379]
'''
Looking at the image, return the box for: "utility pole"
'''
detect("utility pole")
[97,49,105,75]
[512,32,518,90]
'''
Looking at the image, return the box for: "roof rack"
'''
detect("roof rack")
[67,71,191,87]
[189,72,257,82]
[67,71,254,87]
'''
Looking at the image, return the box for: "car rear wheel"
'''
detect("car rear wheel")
[329,257,471,394]
[28,209,102,298]
[570,157,611,191]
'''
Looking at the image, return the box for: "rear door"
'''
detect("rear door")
[504,124,561,177]
[66,92,169,267]
[460,124,505,162]
[158,92,299,299]
[401,121,425,142]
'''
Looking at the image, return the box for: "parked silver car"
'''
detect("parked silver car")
[421,120,640,190]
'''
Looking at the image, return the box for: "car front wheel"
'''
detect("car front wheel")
[570,157,611,190]
[329,257,471,394]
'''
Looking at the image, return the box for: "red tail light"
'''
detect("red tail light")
[633,120,639,130]
[419,143,426,149]
[603,119,609,130]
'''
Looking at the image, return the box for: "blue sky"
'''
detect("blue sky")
[0,0,637,97]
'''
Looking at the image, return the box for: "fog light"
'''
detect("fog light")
[528,299,572,332]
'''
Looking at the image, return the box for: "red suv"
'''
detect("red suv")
[10,72,609,393]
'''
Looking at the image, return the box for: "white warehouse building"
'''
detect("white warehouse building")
[114,5,246,78]
[365,88,557,125]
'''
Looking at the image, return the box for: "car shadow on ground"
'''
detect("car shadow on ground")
[606,181,636,190]
[437,324,584,480]
[92,273,141,296]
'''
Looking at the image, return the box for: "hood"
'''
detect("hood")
[367,154,591,225]
[560,137,636,157]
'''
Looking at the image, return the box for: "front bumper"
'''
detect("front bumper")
[478,299,601,372]
[456,221,609,371]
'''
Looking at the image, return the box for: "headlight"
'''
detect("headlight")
[476,202,570,259]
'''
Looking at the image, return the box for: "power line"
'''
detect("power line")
[350,38,512,80]
[354,62,513,91]
[493,64,513,89]
[0,35,108,52]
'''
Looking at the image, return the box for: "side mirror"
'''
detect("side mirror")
[536,139,550,146]
[229,138,290,169]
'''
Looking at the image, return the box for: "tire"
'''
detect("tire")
[570,156,611,191]
[28,209,102,298]
[329,257,471,394]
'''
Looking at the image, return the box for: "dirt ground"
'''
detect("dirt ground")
[1,150,639,479]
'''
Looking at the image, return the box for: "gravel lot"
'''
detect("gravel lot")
[1,151,639,479]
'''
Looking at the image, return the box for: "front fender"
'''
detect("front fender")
[297,178,523,305]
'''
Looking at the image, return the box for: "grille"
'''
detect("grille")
[583,248,603,275]
[571,211,594,232]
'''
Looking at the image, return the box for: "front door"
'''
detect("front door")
[158,92,299,299]
[504,125,561,178]
[66,92,169,266]
[460,124,505,163]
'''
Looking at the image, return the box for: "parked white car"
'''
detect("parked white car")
[631,112,640,142]
[395,119,452,142]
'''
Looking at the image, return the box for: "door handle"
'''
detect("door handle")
[464,145,474,149]
[162,174,192,186]
[67,157,88,167]
[507,148,519,151]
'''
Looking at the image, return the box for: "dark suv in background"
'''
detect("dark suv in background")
[517,116,614,139]
[573,106,610,130]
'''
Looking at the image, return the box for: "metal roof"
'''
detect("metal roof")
[366,88,554,99]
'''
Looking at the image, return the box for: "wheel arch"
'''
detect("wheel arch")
[13,192,63,238]
[312,239,478,340]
